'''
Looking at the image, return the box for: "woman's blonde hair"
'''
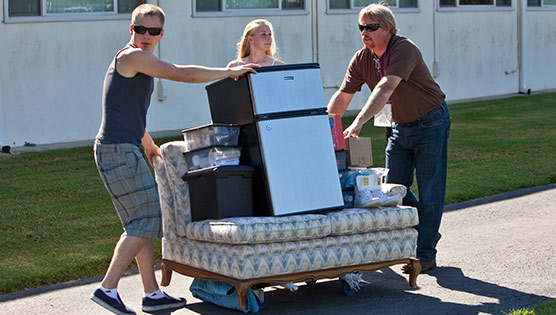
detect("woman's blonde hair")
[236,19,278,60]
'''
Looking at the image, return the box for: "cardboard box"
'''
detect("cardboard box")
[328,114,346,150]
[345,136,373,167]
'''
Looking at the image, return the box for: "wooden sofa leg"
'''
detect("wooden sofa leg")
[408,258,421,287]
[160,261,173,287]
[235,282,251,311]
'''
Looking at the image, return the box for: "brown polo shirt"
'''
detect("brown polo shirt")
[340,35,445,123]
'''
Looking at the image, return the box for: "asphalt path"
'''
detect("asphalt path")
[1,184,555,315]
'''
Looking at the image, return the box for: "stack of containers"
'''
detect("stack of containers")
[328,115,378,208]
[328,114,351,207]
[181,124,254,221]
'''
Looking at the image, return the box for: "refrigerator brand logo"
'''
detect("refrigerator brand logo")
[283,76,295,81]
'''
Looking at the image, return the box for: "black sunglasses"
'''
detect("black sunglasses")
[358,23,381,32]
[133,25,163,36]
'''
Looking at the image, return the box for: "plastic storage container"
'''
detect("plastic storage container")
[183,146,241,171]
[342,189,354,208]
[182,123,240,151]
[182,165,254,221]
[335,150,347,170]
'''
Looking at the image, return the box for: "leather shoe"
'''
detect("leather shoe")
[420,259,437,272]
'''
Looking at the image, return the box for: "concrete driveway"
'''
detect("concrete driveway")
[1,184,555,315]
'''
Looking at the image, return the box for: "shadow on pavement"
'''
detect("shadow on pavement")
[428,266,551,314]
[445,183,556,212]
[182,266,551,315]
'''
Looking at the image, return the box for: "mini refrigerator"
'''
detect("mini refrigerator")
[205,63,343,216]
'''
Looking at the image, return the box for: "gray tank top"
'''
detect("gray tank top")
[95,44,154,147]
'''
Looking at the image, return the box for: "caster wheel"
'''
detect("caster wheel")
[340,279,356,296]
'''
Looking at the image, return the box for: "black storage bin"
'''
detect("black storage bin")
[335,150,347,171]
[182,165,254,222]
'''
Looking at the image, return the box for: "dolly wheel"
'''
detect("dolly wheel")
[340,279,356,296]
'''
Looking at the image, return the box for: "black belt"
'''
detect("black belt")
[394,101,446,127]
[395,119,421,127]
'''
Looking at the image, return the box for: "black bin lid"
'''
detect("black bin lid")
[182,165,254,181]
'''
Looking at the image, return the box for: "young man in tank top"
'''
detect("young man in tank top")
[327,4,451,273]
[91,4,258,315]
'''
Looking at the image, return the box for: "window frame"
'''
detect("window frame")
[437,0,514,11]
[326,0,420,14]
[527,0,556,10]
[3,0,144,23]
[192,0,309,18]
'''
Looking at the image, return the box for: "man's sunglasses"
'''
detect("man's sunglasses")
[133,25,163,36]
[358,23,381,32]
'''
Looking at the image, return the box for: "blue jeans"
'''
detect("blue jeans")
[386,102,451,262]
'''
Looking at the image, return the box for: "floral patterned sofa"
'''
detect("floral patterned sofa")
[153,141,421,310]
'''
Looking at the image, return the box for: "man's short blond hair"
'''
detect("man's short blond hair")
[132,4,165,26]
[359,3,397,36]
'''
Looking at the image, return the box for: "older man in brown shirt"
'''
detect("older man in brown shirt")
[328,4,451,272]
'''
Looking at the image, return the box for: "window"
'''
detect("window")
[195,0,306,14]
[438,0,511,7]
[6,0,144,21]
[528,0,556,6]
[329,0,418,10]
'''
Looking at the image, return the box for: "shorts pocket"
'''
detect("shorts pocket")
[96,150,125,172]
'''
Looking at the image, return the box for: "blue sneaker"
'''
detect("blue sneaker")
[142,292,186,314]
[90,287,136,315]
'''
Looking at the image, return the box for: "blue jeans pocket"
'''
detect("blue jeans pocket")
[419,102,450,129]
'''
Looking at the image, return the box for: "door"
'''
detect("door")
[256,114,343,216]
[249,67,326,116]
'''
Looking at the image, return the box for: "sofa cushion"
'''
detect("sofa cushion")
[185,214,331,245]
[327,206,419,236]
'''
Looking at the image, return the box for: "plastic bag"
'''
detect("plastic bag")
[340,167,389,190]
[354,168,400,208]
[190,279,267,313]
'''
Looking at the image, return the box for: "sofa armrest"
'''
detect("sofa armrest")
[154,154,179,240]
[156,141,192,239]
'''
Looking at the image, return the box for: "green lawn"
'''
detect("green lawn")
[347,93,556,204]
[0,93,555,302]
[0,137,174,294]
[505,299,556,315]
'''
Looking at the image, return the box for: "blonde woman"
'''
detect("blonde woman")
[227,19,285,68]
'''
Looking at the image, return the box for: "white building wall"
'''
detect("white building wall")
[525,10,556,91]
[0,68,4,146]
[0,14,131,147]
[433,10,519,101]
[1,2,555,147]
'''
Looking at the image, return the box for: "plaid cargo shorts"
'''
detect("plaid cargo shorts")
[94,142,162,239]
